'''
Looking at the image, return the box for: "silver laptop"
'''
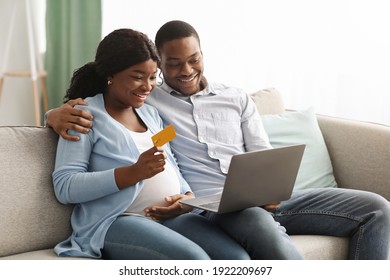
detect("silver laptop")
[180,144,305,214]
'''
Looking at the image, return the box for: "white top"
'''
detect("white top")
[124,129,180,217]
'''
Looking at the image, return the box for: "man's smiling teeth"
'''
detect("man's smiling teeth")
[134,93,146,98]
[179,74,197,83]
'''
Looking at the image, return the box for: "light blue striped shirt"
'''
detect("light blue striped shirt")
[147,82,272,197]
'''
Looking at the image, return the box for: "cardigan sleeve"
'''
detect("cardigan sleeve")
[52,121,119,205]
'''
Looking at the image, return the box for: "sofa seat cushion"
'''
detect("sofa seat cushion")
[291,235,348,260]
[0,236,348,260]
[0,249,88,260]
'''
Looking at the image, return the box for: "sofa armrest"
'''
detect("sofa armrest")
[317,115,390,200]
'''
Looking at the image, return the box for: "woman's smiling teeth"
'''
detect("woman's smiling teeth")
[134,93,147,99]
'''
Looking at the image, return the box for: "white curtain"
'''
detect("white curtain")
[102,0,390,125]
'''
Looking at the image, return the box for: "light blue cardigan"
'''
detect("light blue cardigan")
[52,94,191,258]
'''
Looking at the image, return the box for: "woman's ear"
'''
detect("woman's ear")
[106,75,114,85]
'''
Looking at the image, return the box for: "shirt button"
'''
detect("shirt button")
[199,137,204,142]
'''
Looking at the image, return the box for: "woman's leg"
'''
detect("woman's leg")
[162,213,250,260]
[102,215,210,260]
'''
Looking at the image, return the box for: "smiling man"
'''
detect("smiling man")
[158,36,204,94]
[145,20,390,260]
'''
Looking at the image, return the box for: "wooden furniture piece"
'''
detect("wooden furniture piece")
[0,0,48,126]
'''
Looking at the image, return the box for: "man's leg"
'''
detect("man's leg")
[205,207,303,259]
[274,188,390,259]
[162,213,250,260]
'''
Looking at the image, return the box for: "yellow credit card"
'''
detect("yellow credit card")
[151,124,176,147]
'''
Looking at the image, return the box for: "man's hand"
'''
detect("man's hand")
[144,192,194,220]
[261,202,280,211]
[46,98,93,141]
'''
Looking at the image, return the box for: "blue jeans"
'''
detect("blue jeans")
[204,188,390,260]
[204,207,303,259]
[102,213,250,260]
[273,188,390,259]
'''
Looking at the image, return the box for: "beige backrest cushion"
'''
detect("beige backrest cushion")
[249,88,285,115]
[0,126,72,257]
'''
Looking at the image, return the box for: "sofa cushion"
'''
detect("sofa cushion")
[250,88,285,115]
[0,126,73,258]
[0,249,87,260]
[290,235,348,260]
[260,108,338,191]
[317,115,390,200]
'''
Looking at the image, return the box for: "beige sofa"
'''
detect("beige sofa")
[1,89,389,260]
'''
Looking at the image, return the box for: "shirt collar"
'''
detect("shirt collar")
[159,80,218,97]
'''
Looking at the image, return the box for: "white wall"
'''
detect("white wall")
[1,0,389,126]
[102,0,390,125]
[0,0,45,126]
